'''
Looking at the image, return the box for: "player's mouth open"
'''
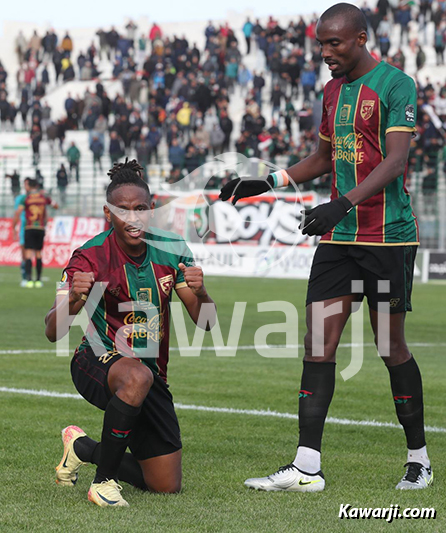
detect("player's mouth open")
[326,62,338,71]
[126,226,143,238]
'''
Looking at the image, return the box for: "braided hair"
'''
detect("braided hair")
[106,158,151,201]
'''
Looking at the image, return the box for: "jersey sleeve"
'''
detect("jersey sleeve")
[318,89,331,143]
[46,195,52,205]
[57,250,95,295]
[175,240,196,290]
[386,76,417,135]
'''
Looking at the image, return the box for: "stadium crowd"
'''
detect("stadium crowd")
[1,1,446,196]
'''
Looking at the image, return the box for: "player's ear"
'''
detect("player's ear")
[103,204,111,222]
[358,30,367,47]
[149,200,155,217]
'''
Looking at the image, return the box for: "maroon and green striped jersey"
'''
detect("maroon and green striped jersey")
[318,61,419,245]
[58,228,194,382]
[20,191,52,229]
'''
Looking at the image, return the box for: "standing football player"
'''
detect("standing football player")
[13,178,58,288]
[220,3,432,491]
[45,159,216,506]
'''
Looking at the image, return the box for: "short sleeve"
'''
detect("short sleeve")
[14,195,25,210]
[57,250,95,295]
[319,93,331,143]
[46,196,52,205]
[175,241,195,290]
[386,76,417,135]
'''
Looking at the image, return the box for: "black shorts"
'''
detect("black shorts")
[71,346,182,461]
[306,244,418,314]
[24,229,45,250]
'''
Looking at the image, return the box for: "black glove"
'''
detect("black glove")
[219,175,274,205]
[300,196,354,236]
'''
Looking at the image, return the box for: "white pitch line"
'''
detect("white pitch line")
[1,342,446,356]
[0,386,445,434]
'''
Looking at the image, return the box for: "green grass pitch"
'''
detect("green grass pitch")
[0,265,445,532]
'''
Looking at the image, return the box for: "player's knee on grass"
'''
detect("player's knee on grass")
[145,475,182,494]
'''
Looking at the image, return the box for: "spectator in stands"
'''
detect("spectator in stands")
[35,168,45,189]
[168,137,185,170]
[242,18,254,54]
[53,47,63,82]
[149,23,163,46]
[15,31,27,64]
[29,30,42,62]
[56,163,69,205]
[376,15,391,58]
[41,101,52,136]
[109,130,124,166]
[93,113,108,148]
[5,170,21,197]
[96,29,109,60]
[67,141,81,182]
[225,58,239,95]
[90,135,104,173]
[147,125,162,164]
[61,32,73,58]
[219,109,233,152]
[270,83,284,121]
[135,134,151,181]
[46,121,58,154]
[31,124,42,165]
[210,124,225,155]
[434,22,446,65]
[416,46,427,70]
[0,93,10,131]
[62,57,75,82]
[8,102,17,131]
[301,62,317,101]
[56,118,67,154]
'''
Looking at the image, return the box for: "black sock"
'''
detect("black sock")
[36,258,42,280]
[298,361,336,452]
[94,395,141,483]
[20,260,26,280]
[25,259,32,281]
[74,436,147,490]
[388,356,426,450]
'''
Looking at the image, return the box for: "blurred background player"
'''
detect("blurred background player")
[13,177,31,287]
[44,159,216,507]
[220,3,432,492]
[12,178,58,288]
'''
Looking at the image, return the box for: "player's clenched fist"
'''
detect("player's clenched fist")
[178,263,206,297]
[69,272,95,303]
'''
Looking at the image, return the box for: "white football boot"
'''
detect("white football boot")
[396,462,433,490]
[244,463,325,492]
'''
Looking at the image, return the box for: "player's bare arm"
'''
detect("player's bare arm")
[284,137,332,185]
[45,271,95,342]
[219,138,332,205]
[344,131,412,206]
[176,263,217,330]
[12,204,24,240]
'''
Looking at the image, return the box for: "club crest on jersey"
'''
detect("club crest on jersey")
[109,287,121,297]
[159,274,174,295]
[360,100,375,121]
[136,288,152,308]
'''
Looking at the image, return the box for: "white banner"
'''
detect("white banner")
[189,244,316,279]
